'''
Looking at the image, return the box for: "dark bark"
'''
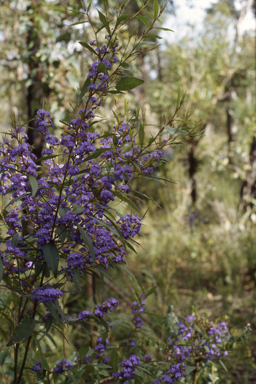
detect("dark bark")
[226,106,234,165]
[26,1,44,160]
[188,141,197,205]
[239,137,256,210]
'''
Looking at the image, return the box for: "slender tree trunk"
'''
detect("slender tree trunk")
[226,106,234,165]
[26,1,44,160]
[188,140,197,205]
[157,47,164,127]
[239,137,256,210]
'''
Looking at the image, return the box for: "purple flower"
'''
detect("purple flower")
[32,361,41,372]
[53,360,73,373]
[31,286,63,303]
[117,214,141,239]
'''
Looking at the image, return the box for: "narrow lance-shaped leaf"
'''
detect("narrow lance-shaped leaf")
[11,233,19,247]
[84,148,110,162]
[79,42,97,55]
[136,41,157,48]
[111,349,119,372]
[116,77,144,91]
[28,175,38,197]
[139,123,145,145]
[43,241,60,278]
[144,34,162,39]
[78,225,96,266]
[7,317,35,347]
[35,339,49,370]
[115,14,130,28]
[79,78,90,100]
[153,0,159,18]
[79,344,89,360]
[135,16,150,27]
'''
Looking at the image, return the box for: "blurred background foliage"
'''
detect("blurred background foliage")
[0,0,256,382]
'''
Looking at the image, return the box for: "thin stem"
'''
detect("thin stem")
[14,344,19,384]
[16,272,45,384]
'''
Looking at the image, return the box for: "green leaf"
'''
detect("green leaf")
[46,303,61,324]
[115,14,130,28]
[96,19,114,34]
[134,369,146,379]
[112,191,139,211]
[144,34,162,39]
[28,175,38,197]
[153,0,159,18]
[92,217,122,241]
[36,154,60,163]
[101,329,108,342]
[78,321,92,335]
[67,370,79,384]
[69,20,89,26]
[118,264,135,280]
[79,42,97,55]
[113,135,118,146]
[185,365,196,374]
[84,148,110,161]
[72,204,84,214]
[35,339,49,370]
[97,9,107,24]
[137,41,157,48]
[7,317,35,347]
[78,225,96,266]
[146,286,158,297]
[155,27,174,32]
[116,77,144,91]
[4,193,28,209]
[0,348,9,365]
[219,359,228,372]
[98,62,109,73]
[130,190,161,208]
[120,62,130,68]
[79,344,89,360]
[135,16,150,27]
[41,331,57,348]
[11,233,19,248]
[43,241,60,278]
[164,125,187,135]
[111,349,119,372]
[0,327,7,340]
[141,175,175,184]
[96,266,113,281]
[70,368,86,384]
[0,257,3,283]
[79,78,90,100]
[139,123,144,145]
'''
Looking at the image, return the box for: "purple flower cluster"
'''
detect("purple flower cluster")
[95,297,119,318]
[154,363,186,384]
[31,286,63,303]
[53,360,73,373]
[78,310,92,321]
[32,361,42,373]
[94,337,109,358]
[117,215,141,239]
[131,294,146,328]
[155,316,230,383]
[113,354,140,382]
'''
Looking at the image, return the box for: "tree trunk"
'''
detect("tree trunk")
[26,1,44,160]
[188,140,197,205]
[239,136,256,210]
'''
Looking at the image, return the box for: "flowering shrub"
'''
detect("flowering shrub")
[0,1,249,383]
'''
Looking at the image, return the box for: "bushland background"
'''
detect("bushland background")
[0,0,255,382]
